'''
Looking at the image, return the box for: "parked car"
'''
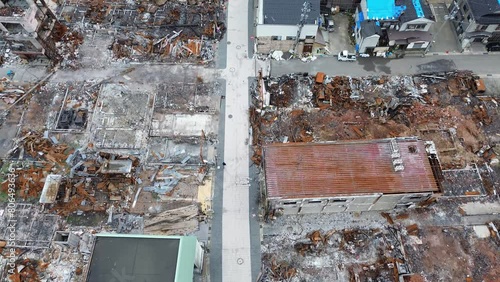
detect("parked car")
[486,42,500,52]
[320,15,335,32]
[337,50,356,62]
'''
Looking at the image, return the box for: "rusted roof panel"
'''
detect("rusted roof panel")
[264,139,439,199]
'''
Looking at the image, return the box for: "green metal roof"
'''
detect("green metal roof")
[88,234,198,282]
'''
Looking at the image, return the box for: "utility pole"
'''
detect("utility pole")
[428,1,459,53]
[292,1,312,55]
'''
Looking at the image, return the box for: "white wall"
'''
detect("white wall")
[486,24,498,33]
[465,20,477,33]
[256,24,318,39]
[359,35,380,53]
[194,240,204,270]
[272,192,433,214]
[257,0,264,25]
[360,0,367,19]
[400,18,434,32]
[407,41,430,49]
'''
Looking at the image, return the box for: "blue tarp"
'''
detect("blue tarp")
[412,0,424,18]
[366,0,406,20]
[356,11,364,29]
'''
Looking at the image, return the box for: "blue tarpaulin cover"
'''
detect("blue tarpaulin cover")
[366,0,406,20]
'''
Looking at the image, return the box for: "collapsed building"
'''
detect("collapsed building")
[256,71,500,282]
[0,0,61,61]
[263,138,441,214]
[0,67,221,279]
[0,0,225,65]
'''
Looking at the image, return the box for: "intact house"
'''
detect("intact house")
[255,0,323,56]
[450,0,500,52]
[262,138,443,215]
[354,0,435,56]
[0,0,61,61]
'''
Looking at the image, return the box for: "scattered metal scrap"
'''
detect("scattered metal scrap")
[251,71,499,174]
[57,0,225,63]
[261,254,297,281]
[144,204,200,235]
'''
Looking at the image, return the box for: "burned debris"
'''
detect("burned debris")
[0,69,221,280]
[255,70,500,281]
[261,211,500,281]
[252,71,499,177]
[1,0,225,66]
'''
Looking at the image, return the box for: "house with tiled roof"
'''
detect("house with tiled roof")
[255,0,322,55]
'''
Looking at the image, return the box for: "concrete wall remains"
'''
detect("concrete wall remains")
[270,192,433,214]
[358,34,379,53]
[400,18,434,32]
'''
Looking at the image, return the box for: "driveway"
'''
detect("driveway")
[327,13,355,55]
[427,3,461,54]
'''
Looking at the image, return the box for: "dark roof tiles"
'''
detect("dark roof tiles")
[263,0,321,25]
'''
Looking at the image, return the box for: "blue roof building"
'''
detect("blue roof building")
[355,0,435,55]
[365,0,406,20]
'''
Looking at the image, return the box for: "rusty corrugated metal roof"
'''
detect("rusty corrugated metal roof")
[264,139,439,199]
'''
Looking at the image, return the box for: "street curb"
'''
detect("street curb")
[429,52,500,56]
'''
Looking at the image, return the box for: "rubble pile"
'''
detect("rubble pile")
[263,202,500,282]
[261,226,411,282]
[3,130,143,215]
[56,26,85,69]
[12,131,74,164]
[402,225,500,281]
[7,258,45,282]
[58,0,226,63]
[294,229,335,256]
[144,204,199,235]
[251,71,499,169]
[0,77,28,106]
[261,254,297,281]
[0,165,46,200]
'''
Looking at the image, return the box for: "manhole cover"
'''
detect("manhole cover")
[230,67,235,72]
[228,114,233,118]
[237,258,244,265]
[227,41,231,45]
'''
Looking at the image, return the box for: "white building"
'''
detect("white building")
[450,0,500,52]
[255,0,321,55]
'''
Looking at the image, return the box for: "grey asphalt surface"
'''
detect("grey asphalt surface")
[271,54,500,77]
[248,78,261,281]
[427,3,461,54]
[210,79,226,282]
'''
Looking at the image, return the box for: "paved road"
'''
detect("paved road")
[271,54,500,77]
[217,0,258,281]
